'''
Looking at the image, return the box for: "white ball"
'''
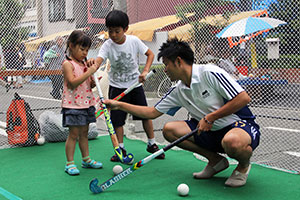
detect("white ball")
[177,183,189,196]
[113,165,123,175]
[37,136,45,145]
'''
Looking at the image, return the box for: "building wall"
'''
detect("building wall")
[127,0,194,24]
[37,0,194,37]
[40,0,76,36]
[20,3,38,37]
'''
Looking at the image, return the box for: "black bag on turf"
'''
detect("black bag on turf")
[6,92,40,146]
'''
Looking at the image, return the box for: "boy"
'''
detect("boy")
[104,38,260,187]
[94,10,165,161]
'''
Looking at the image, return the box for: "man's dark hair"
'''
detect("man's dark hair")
[158,38,194,65]
[105,10,129,29]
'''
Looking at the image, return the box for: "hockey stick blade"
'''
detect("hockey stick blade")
[89,128,198,194]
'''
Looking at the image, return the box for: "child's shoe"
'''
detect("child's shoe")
[82,159,103,169]
[110,147,127,162]
[147,143,165,159]
[65,164,80,176]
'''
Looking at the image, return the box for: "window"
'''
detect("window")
[90,0,113,18]
[48,0,66,22]
[22,0,36,10]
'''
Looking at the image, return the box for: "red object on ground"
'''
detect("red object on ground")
[236,66,248,76]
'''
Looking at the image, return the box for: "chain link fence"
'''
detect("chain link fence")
[0,0,299,174]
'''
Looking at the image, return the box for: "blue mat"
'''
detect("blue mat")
[30,77,51,84]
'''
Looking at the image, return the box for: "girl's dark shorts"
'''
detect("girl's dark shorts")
[109,85,148,127]
[185,118,260,153]
[62,106,96,127]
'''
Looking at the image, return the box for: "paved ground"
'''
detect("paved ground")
[0,79,300,173]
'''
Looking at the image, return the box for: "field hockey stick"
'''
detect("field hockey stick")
[93,73,134,164]
[89,128,198,194]
[95,69,156,118]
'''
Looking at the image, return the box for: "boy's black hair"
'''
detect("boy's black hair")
[105,10,129,29]
[66,30,92,61]
[158,38,194,65]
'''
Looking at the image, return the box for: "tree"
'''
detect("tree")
[268,0,300,55]
[0,0,30,70]
[0,0,29,48]
[175,0,238,63]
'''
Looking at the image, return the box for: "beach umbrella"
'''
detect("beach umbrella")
[216,17,286,38]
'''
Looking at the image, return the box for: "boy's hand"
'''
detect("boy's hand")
[87,58,96,67]
[103,99,120,110]
[138,71,148,83]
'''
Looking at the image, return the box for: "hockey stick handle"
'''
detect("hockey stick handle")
[93,73,134,164]
[93,73,117,144]
[89,128,198,193]
[95,69,156,118]
[122,69,156,96]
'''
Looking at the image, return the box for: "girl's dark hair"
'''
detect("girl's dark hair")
[66,30,92,60]
[67,30,92,49]
[158,38,194,65]
[105,10,129,29]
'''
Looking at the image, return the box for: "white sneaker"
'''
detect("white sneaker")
[193,157,229,179]
[225,165,251,187]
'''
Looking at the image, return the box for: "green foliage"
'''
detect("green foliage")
[269,0,299,30]
[0,0,27,47]
[139,65,166,92]
[268,0,299,54]
[175,0,234,37]
[257,54,300,69]
[139,64,165,76]
[174,1,237,62]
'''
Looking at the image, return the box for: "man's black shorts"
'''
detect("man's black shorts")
[185,118,260,153]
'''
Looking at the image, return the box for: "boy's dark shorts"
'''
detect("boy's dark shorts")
[109,85,148,127]
[185,118,260,153]
[62,106,96,127]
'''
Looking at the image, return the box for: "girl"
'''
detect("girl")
[62,30,102,176]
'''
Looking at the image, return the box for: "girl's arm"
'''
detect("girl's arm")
[139,49,154,83]
[62,61,98,90]
[86,57,105,88]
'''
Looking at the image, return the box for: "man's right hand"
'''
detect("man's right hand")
[103,99,120,110]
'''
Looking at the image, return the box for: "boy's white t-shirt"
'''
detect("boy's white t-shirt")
[97,35,149,88]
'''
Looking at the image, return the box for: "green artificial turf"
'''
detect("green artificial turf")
[0,135,299,200]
